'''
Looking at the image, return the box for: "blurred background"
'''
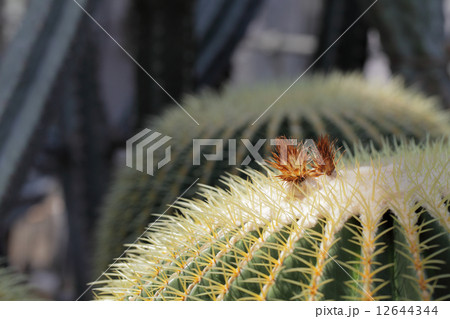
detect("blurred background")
[0,0,449,300]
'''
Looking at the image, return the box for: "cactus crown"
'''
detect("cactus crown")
[268,135,339,183]
[95,139,450,301]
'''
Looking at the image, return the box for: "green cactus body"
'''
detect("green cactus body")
[95,140,449,301]
[95,73,450,274]
[0,263,41,301]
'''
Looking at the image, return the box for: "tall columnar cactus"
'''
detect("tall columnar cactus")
[95,73,450,274]
[94,139,449,301]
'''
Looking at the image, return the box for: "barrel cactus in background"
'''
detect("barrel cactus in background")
[94,138,449,301]
[95,73,450,275]
[0,262,41,300]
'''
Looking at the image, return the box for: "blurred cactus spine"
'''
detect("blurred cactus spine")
[0,260,42,300]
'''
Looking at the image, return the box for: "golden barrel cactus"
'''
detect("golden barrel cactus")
[95,73,450,274]
[94,139,450,301]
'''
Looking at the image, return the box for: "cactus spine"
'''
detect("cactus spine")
[95,73,450,274]
[95,139,449,301]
